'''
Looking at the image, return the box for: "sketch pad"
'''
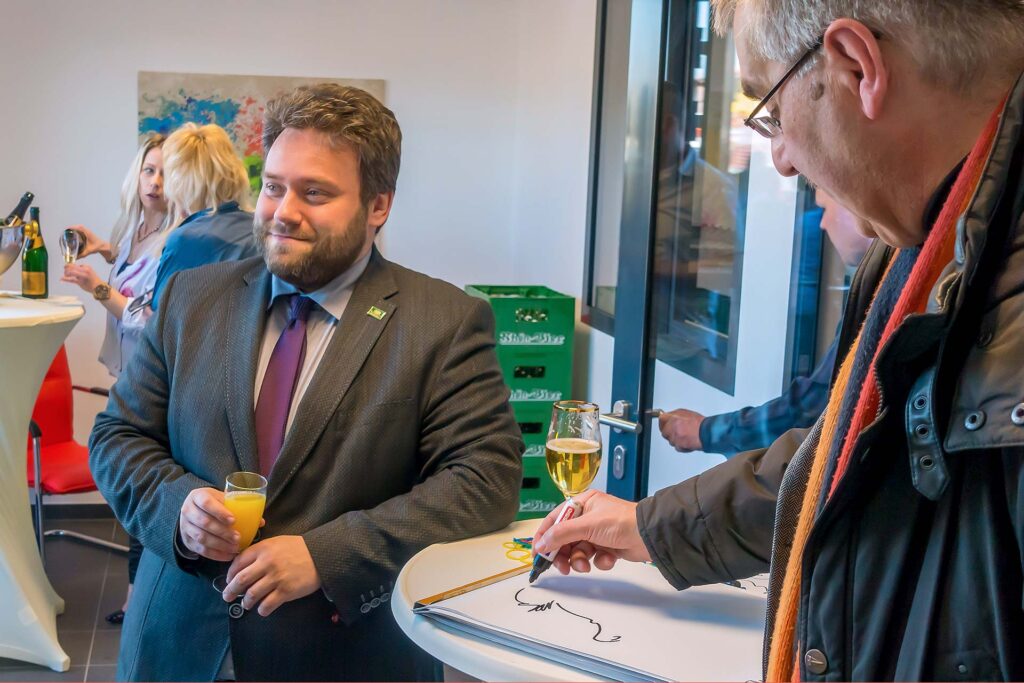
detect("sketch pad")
[413,562,768,682]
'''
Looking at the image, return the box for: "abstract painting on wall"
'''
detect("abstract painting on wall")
[138,71,387,194]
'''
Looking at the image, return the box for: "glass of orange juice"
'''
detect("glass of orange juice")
[223,471,267,550]
[212,472,268,598]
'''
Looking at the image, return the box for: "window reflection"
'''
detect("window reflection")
[650,1,751,392]
[654,81,741,359]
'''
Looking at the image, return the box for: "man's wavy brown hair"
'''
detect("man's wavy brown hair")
[263,84,402,205]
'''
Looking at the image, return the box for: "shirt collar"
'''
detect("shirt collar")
[267,249,373,321]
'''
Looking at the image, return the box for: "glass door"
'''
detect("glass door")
[586,0,833,499]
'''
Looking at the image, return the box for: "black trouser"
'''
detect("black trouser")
[127,534,143,584]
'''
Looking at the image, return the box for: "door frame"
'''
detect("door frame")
[602,0,675,500]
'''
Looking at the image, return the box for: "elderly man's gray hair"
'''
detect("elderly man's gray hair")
[711,0,1024,94]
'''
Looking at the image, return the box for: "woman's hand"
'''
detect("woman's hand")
[62,263,103,294]
[68,225,112,261]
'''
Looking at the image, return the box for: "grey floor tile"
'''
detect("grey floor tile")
[103,558,129,581]
[111,523,128,546]
[88,631,120,667]
[0,665,86,681]
[43,540,112,587]
[94,580,128,632]
[85,665,117,682]
[34,522,114,634]
[53,577,103,632]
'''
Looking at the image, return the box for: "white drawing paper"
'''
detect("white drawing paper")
[415,562,768,682]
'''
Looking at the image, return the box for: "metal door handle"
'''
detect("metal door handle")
[599,401,665,434]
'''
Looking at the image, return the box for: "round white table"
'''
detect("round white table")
[0,294,84,671]
[394,520,769,682]
[394,519,611,681]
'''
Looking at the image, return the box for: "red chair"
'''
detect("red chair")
[27,346,128,563]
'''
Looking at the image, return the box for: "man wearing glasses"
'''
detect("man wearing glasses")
[535,1,1024,680]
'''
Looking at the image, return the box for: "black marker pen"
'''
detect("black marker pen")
[529,499,584,583]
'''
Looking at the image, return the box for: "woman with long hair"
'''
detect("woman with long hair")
[62,133,172,375]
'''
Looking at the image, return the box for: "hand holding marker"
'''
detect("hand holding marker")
[531,489,652,577]
[528,498,583,583]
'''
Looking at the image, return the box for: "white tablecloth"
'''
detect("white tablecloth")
[0,294,84,671]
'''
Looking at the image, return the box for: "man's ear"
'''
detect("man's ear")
[368,191,395,231]
[822,18,888,120]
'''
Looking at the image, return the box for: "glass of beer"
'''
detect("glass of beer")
[545,401,603,502]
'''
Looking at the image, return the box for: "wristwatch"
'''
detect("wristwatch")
[93,283,112,301]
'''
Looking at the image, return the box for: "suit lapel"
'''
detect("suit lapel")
[224,263,271,475]
[267,250,399,504]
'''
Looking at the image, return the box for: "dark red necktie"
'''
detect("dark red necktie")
[255,295,315,476]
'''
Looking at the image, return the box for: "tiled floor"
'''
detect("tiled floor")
[0,518,128,682]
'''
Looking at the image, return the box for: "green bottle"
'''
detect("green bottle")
[22,206,48,299]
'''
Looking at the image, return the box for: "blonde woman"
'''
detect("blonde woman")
[151,122,258,307]
[62,133,171,376]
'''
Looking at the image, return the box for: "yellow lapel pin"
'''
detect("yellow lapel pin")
[367,306,387,320]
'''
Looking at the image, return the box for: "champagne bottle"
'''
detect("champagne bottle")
[3,191,35,227]
[22,206,48,299]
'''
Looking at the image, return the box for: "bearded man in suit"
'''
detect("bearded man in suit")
[89,83,524,682]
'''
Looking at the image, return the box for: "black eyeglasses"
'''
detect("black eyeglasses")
[744,37,824,139]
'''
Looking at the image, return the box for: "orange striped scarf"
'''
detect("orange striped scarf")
[765,100,1005,683]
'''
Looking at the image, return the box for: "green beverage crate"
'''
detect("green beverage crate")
[465,285,575,348]
[467,285,576,519]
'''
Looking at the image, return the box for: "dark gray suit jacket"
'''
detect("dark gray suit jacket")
[89,250,524,681]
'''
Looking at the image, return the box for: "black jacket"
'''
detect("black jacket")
[638,74,1024,681]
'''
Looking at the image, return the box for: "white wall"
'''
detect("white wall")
[0,0,600,459]
[508,1,597,299]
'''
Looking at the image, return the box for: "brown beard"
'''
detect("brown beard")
[253,204,369,291]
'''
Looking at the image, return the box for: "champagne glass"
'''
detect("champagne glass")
[224,471,267,550]
[212,472,267,600]
[545,401,603,506]
[59,228,82,264]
